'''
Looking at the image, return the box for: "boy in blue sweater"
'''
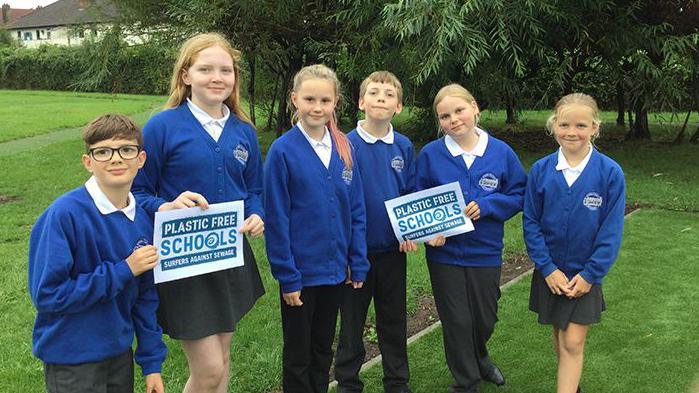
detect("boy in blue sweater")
[334,71,416,393]
[28,114,166,393]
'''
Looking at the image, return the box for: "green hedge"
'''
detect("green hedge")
[0,42,176,94]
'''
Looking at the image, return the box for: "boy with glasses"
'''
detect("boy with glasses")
[28,114,167,393]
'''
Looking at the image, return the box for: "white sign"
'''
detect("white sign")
[153,201,244,284]
[384,182,474,243]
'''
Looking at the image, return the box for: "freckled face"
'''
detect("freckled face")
[436,96,479,140]
[553,104,598,156]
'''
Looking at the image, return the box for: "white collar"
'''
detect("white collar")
[85,176,136,221]
[556,145,593,172]
[356,120,394,144]
[187,98,230,127]
[297,122,332,148]
[444,128,488,157]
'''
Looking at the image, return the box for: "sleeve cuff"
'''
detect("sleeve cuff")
[579,270,595,285]
[539,261,558,278]
[281,279,303,294]
[475,197,490,218]
[115,260,135,284]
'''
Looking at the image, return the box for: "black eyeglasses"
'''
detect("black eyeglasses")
[88,145,142,162]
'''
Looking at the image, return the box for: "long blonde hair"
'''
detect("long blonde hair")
[433,84,480,135]
[291,64,352,168]
[546,93,601,141]
[165,32,252,126]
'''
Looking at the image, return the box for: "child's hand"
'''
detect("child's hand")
[566,274,592,299]
[352,281,364,289]
[240,214,264,237]
[544,269,570,296]
[283,291,303,306]
[426,235,446,247]
[399,239,418,253]
[464,201,481,221]
[158,191,209,211]
[145,373,164,393]
[126,245,159,277]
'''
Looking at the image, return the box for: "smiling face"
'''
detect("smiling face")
[359,81,403,121]
[82,138,146,191]
[553,104,599,157]
[435,95,479,140]
[182,45,235,116]
[291,77,338,135]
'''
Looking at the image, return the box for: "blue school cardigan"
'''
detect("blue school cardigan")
[132,104,264,219]
[416,134,526,267]
[347,129,416,253]
[28,187,166,374]
[523,148,626,284]
[264,126,369,293]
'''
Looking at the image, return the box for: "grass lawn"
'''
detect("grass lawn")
[0,92,698,391]
[0,90,166,143]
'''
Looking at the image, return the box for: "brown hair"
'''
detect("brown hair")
[359,70,403,103]
[291,64,353,168]
[82,113,142,149]
[165,32,252,126]
[546,93,602,141]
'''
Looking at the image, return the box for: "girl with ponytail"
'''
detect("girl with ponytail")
[264,64,369,393]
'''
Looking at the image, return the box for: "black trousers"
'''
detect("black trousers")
[281,283,344,393]
[427,261,501,393]
[335,251,409,393]
[44,349,133,393]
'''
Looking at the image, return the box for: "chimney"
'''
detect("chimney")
[2,4,10,24]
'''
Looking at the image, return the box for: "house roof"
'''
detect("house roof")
[1,7,32,26]
[9,0,117,29]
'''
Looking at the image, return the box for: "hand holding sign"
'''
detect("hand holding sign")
[126,245,159,276]
[158,191,209,212]
[384,182,474,243]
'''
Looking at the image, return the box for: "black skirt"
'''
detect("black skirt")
[156,237,265,340]
[529,270,605,330]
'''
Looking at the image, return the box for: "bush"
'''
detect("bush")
[0,40,175,94]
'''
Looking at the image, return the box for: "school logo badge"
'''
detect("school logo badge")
[391,156,405,172]
[583,192,603,211]
[233,144,249,165]
[133,237,150,251]
[342,168,353,185]
[478,173,499,192]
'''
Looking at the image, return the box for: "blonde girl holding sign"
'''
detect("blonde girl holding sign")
[416,84,526,393]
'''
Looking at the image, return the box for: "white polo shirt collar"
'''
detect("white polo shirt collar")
[85,176,136,221]
[444,128,489,169]
[556,145,593,186]
[187,98,230,142]
[356,120,395,144]
[297,122,332,169]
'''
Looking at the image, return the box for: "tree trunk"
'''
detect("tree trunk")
[631,99,651,139]
[672,110,692,144]
[615,79,625,126]
[247,54,256,126]
[505,95,518,124]
[265,75,280,132]
[689,124,699,143]
[627,109,633,131]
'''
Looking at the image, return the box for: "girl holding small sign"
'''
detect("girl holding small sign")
[416,84,526,393]
[264,64,369,393]
[524,93,625,393]
[132,33,265,393]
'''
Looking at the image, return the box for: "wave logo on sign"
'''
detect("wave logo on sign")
[583,192,603,211]
[478,173,499,191]
[234,144,248,165]
[342,168,353,185]
[391,156,404,172]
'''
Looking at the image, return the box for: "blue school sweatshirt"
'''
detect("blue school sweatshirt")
[132,104,264,219]
[523,148,626,284]
[28,187,166,374]
[347,128,416,253]
[264,126,369,293]
[416,134,526,266]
